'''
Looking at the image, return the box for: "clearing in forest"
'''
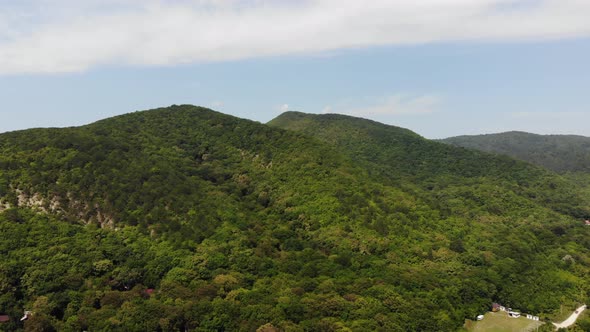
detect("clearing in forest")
[466,311,544,332]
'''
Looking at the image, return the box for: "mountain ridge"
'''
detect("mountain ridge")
[269,111,589,218]
[439,131,590,173]
[1,105,589,331]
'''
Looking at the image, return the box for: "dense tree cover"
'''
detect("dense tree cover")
[1,105,590,331]
[269,112,590,218]
[439,131,590,174]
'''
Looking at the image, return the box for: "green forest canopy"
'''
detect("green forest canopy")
[439,131,590,174]
[1,105,589,331]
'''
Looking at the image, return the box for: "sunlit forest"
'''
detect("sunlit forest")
[1,105,590,331]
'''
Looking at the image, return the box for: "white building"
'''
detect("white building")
[508,311,521,318]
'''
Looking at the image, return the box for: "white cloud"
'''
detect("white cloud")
[210,100,224,108]
[510,111,587,119]
[339,94,442,117]
[278,104,290,113]
[1,0,590,74]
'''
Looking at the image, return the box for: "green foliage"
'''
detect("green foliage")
[440,131,590,174]
[0,106,589,331]
[269,112,589,219]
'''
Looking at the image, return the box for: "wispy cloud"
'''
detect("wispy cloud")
[510,111,587,119]
[1,0,590,74]
[210,100,224,108]
[328,94,442,117]
[277,104,290,113]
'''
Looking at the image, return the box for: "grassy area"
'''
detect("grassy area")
[465,311,544,332]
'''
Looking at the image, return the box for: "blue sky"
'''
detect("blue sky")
[0,0,589,138]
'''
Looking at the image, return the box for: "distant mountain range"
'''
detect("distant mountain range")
[1,106,589,331]
[439,131,590,173]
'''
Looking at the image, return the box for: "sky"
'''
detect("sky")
[0,0,589,139]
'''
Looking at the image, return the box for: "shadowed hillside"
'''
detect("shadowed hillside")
[439,131,590,173]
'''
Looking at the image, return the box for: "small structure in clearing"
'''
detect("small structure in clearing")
[508,311,521,318]
[466,311,545,331]
[492,303,506,312]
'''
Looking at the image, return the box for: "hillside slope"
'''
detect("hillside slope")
[1,105,366,245]
[269,112,589,218]
[0,106,589,331]
[270,111,590,318]
[439,131,590,173]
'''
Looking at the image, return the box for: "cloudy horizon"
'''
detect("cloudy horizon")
[0,0,588,138]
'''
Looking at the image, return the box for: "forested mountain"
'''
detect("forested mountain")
[439,131,590,173]
[1,105,589,331]
[269,112,589,218]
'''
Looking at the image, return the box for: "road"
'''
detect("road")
[553,304,586,329]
